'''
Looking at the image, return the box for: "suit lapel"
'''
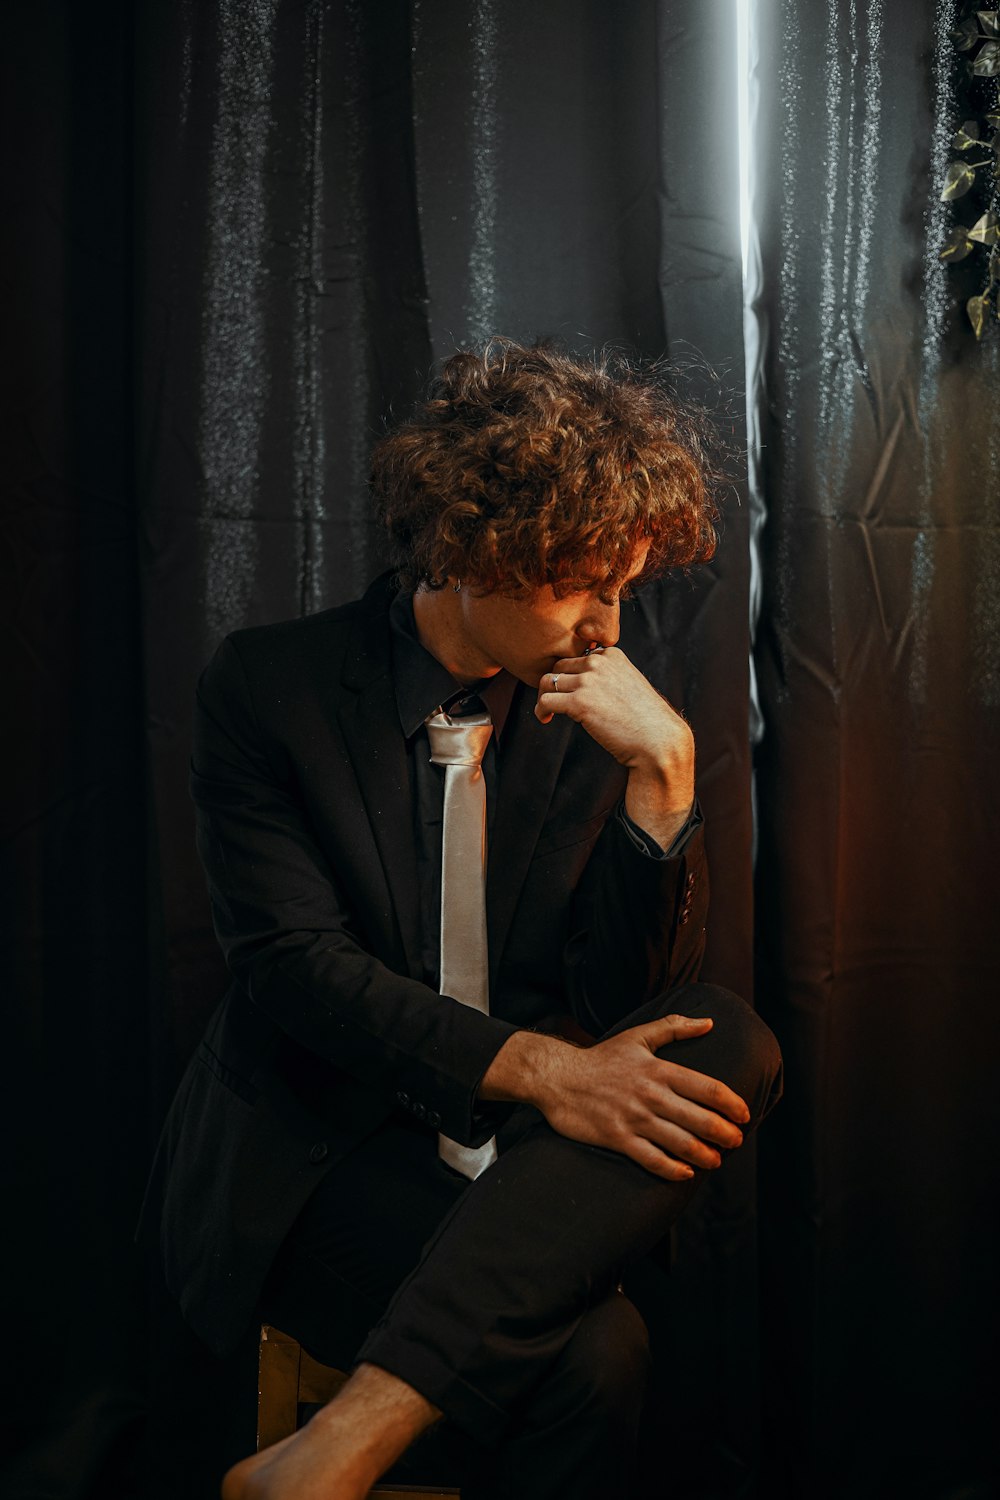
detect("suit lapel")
[334,575,575,989]
[337,581,422,979]
[487,690,574,989]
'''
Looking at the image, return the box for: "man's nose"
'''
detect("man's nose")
[575,600,620,650]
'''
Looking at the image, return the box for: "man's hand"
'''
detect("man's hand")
[479,1017,750,1181]
[534,649,695,847]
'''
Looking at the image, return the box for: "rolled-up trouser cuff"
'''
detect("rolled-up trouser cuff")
[355,1329,510,1445]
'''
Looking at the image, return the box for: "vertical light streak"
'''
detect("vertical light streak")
[737,0,766,757]
[835,0,859,372]
[820,0,882,531]
[822,0,883,516]
[974,77,1000,707]
[465,0,499,343]
[972,75,1000,706]
[736,0,751,282]
[855,0,883,349]
[197,0,278,644]
[342,0,375,596]
[178,0,194,136]
[773,1,802,698]
[815,0,844,527]
[912,0,957,701]
[294,0,328,616]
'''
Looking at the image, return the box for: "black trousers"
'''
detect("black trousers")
[262,983,783,1500]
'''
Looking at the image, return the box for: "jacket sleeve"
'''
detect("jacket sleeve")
[561,802,709,1036]
[190,636,517,1147]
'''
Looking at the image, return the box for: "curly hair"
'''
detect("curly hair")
[371,338,719,597]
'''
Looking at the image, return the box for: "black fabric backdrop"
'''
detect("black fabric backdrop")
[2,2,996,1498]
[751,3,999,1496]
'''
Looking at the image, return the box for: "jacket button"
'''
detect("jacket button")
[412,1102,426,1120]
[308,1142,329,1163]
[396,1091,410,1108]
[427,1111,441,1127]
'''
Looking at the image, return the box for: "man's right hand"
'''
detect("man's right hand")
[478,1017,750,1181]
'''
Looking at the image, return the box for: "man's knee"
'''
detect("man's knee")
[653,982,783,1130]
[534,1292,650,1430]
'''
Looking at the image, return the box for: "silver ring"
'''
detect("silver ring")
[551,673,561,692]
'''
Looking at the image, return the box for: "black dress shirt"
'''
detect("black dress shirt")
[388,591,702,990]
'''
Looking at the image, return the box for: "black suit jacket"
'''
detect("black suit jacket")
[142,573,709,1356]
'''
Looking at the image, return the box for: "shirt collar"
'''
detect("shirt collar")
[389,589,518,741]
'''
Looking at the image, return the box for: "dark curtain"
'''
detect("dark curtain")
[5,3,754,1497]
[750,2,999,1497]
[3,5,149,1495]
[4,1,995,1498]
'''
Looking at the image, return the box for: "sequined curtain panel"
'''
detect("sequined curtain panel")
[750,1,998,1495]
[10,0,994,1495]
[140,4,758,1492]
[7,3,759,1497]
[139,0,436,1082]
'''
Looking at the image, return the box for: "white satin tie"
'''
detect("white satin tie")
[425,705,497,1180]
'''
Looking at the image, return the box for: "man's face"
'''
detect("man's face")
[456,543,651,688]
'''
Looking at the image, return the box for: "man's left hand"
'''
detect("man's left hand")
[534,649,695,846]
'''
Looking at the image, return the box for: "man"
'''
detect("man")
[144,339,782,1500]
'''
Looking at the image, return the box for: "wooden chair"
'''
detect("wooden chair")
[257,1324,461,1499]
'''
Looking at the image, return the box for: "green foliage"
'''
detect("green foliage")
[944,6,1000,334]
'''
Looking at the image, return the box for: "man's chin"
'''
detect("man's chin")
[511,661,554,690]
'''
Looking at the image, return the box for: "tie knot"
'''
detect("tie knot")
[425,708,493,767]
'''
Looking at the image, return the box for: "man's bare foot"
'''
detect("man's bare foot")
[221,1363,441,1500]
[221,1433,297,1500]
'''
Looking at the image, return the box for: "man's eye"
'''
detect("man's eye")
[596,585,633,606]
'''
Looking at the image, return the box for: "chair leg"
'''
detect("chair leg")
[257,1324,303,1451]
[370,1490,461,1498]
[297,1341,350,1409]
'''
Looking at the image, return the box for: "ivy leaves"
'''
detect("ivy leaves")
[952,12,1000,51]
[942,9,1000,335]
[941,160,980,200]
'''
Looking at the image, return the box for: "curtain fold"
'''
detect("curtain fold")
[5,3,756,1494]
[2,4,149,1494]
[136,5,758,1494]
[750,3,998,1495]
[15,3,996,1498]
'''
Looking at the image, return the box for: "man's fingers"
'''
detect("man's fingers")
[534,653,611,704]
[650,1096,744,1152]
[658,1058,750,1126]
[549,656,591,673]
[534,666,586,723]
[636,1013,714,1050]
[619,1017,751,1128]
[533,688,585,723]
[630,1015,752,1127]
[643,1119,724,1170]
[626,1139,697,1182]
[551,648,624,672]
[538,671,584,699]
[547,658,598,677]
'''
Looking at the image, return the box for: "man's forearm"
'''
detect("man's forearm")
[623,762,694,850]
[478,1028,572,1107]
[477,1011,749,1182]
